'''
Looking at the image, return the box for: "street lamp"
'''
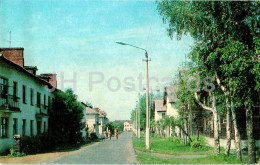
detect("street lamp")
[116,41,150,150]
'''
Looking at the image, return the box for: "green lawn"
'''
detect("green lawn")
[136,153,243,164]
[133,134,244,164]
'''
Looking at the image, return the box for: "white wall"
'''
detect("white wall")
[86,114,99,136]
[0,60,53,153]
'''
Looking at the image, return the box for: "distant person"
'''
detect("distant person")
[114,128,118,140]
[108,130,111,140]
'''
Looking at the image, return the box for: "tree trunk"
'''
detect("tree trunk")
[213,96,220,154]
[197,125,200,141]
[213,111,220,154]
[225,107,231,156]
[246,107,256,163]
[231,101,242,161]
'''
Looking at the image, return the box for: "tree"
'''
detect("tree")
[157,1,259,162]
[48,89,84,145]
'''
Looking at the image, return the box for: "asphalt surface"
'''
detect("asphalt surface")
[49,132,137,164]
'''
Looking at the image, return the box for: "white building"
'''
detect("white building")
[123,120,132,131]
[97,110,108,136]
[0,48,56,153]
[80,102,88,138]
[163,84,180,137]
[86,106,99,137]
[154,99,167,122]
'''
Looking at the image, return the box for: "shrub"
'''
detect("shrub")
[8,148,26,157]
[166,137,183,144]
[89,133,98,140]
[21,133,56,154]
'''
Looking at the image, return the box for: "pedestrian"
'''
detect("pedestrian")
[108,130,111,140]
[114,128,118,140]
[103,130,107,139]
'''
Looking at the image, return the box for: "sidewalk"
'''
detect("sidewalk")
[205,137,236,149]
[0,142,100,164]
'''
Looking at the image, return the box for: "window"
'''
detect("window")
[162,113,166,118]
[43,121,46,133]
[22,119,26,136]
[37,121,41,135]
[44,94,46,108]
[30,89,34,105]
[0,77,8,98]
[1,118,8,137]
[13,82,18,101]
[13,118,18,135]
[37,92,41,107]
[30,120,33,136]
[48,96,51,106]
[22,85,26,104]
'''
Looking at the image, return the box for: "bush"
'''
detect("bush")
[166,137,183,144]
[8,148,26,157]
[21,133,56,154]
[190,136,211,150]
[89,133,98,140]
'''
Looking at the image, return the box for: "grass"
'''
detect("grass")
[133,137,214,155]
[136,153,243,164]
[133,134,244,164]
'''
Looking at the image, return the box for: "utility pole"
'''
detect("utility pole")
[115,41,150,149]
[145,51,150,150]
[138,92,140,138]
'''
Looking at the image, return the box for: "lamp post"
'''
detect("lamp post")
[116,41,150,149]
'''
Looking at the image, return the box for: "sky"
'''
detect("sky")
[0,0,194,121]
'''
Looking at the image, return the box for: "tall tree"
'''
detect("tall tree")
[49,89,84,145]
[157,1,259,162]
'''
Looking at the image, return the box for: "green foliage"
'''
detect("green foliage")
[136,153,243,164]
[112,121,124,132]
[48,89,85,145]
[166,137,183,144]
[89,133,98,140]
[131,93,155,130]
[20,133,56,154]
[8,148,26,157]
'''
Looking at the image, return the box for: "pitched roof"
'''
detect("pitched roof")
[115,120,132,124]
[86,106,99,115]
[0,54,55,89]
[154,99,166,112]
[164,84,180,103]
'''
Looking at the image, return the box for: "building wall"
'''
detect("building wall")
[124,122,132,131]
[166,98,179,117]
[86,114,99,136]
[0,60,53,153]
[81,108,87,138]
[155,111,165,122]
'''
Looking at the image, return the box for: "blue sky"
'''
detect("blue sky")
[0,0,194,121]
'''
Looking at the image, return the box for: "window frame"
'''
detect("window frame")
[1,118,8,138]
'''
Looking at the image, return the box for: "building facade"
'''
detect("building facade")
[123,120,132,131]
[86,106,99,137]
[0,48,56,153]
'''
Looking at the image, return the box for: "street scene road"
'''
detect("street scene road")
[49,132,137,164]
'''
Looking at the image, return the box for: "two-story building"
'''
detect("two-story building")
[123,120,132,131]
[0,48,57,153]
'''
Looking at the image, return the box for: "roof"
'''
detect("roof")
[86,106,99,115]
[0,54,55,89]
[164,84,180,103]
[115,120,132,124]
[154,99,166,112]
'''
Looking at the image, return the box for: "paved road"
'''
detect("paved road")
[49,132,137,164]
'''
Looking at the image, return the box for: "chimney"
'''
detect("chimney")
[0,48,24,67]
[40,73,57,88]
[24,66,38,75]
